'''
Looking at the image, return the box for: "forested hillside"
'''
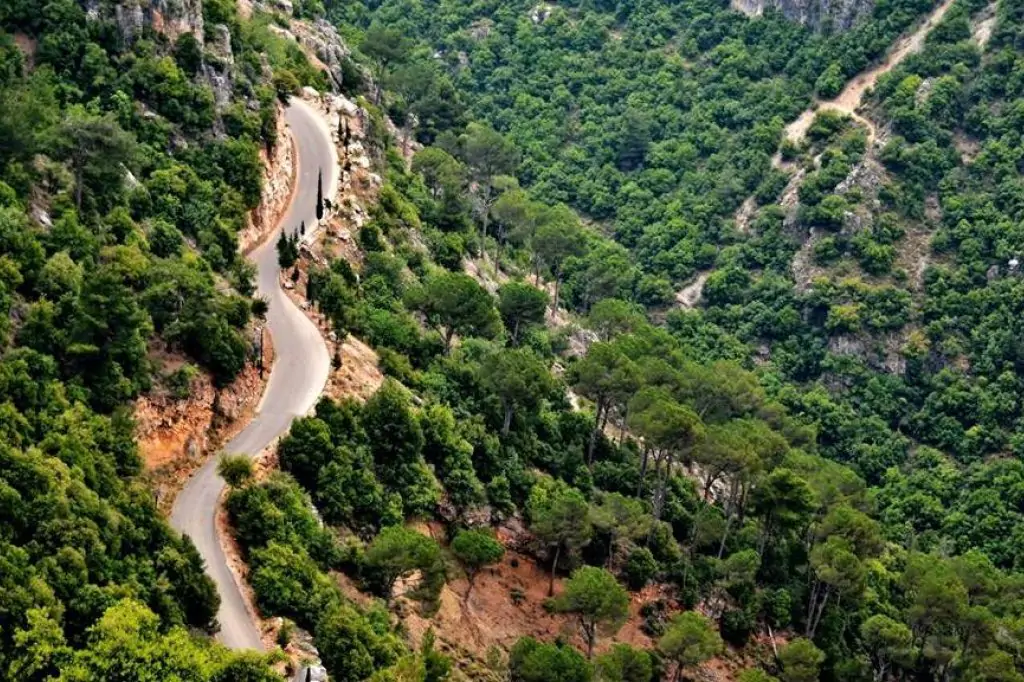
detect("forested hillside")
[0,0,319,677]
[6,0,1024,679]
[220,0,1024,680]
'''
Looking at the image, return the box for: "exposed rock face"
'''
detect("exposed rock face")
[238,105,296,252]
[204,24,235,108]
[148,0,205,44]
[96,0,205,45]
[290,18,353,91]
[115,2,146,44]
[731,0,875,31]
[134,350,268,509]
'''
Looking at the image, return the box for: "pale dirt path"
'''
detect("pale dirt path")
[675,271,711,309]
[735,0,960,233]
[783,0,959,146]
[972,1,998,47]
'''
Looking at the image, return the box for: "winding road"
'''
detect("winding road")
[171,98,335,651]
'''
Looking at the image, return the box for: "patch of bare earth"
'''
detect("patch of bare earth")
[675,271,710,309]
[285,267,385,401]
[972,2,998,47]
[137,336,273,513]
[13,32,36,69]
[403,550,662,658]
[335,522,774,682]
[734,197,757,234]
[954,131,982,163]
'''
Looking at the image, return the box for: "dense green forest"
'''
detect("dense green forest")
[0,0,321,677]
[6,0,1024,679]
[222,0,1024,680]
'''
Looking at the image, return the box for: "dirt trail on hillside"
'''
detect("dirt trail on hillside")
[783,0,958,145]
[972,1,999,47]
[733,0,959,235]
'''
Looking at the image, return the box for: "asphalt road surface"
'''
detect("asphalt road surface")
[170,98,334,651]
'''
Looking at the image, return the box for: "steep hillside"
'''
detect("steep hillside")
[0,0,331,677]
[214,1,1024,681]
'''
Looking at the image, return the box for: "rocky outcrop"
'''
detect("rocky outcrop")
[267,18,354,91]
[731,0,875,31]
[97,0,205,45]
[238,105,296,253]
[204,24,235,108]
[147,0,205,44]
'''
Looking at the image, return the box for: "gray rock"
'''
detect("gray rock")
[106,0,204,45]
[731,0,875,31]
[207,24,234,65]
[115,3,145,44]
[204,64,234,108]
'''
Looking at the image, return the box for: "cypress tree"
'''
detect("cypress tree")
[316,169,324,221]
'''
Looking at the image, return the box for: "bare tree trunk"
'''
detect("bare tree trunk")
[617,405,629,447]
[806,584,830,638]
[548,545,561,597]
[584,621,596,659]
[587,402,605,470]
[653,453,672,522]
[480,180,492,260]
[758,516,774,556]
[502,403,514,435]
[717,514,731,559]
[637,447,651,499]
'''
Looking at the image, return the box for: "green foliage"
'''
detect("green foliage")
[410,270,501,353]
[594,644,653,682]
[658,612,723,679]
[363,526,446,605]
[480,346,555,435]
[499,281,549,345]
[218,453,254,488]
[623,548,660,591]
[778,639,825,682]
[528,477,594,594]
[277,230,300,268]
[510,637,592,682]
[451,529,505,590]
[55,600,283,682]
[555,566,630,658]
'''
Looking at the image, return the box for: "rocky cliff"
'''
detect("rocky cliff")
[85,0,205,45]
[731,0,876,31]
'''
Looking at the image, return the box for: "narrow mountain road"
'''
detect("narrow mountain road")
[171,98,335,651]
